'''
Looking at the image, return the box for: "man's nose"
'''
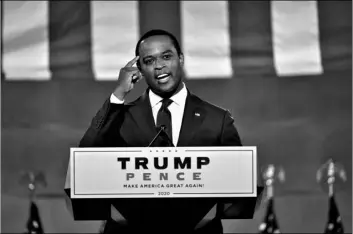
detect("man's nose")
[154,58,166,69]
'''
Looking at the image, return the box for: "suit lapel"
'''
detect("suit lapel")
[121,88,206,147]
[121,89,158,146]
[177,91,206,146]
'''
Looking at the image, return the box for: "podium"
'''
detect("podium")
[64,146,263,226]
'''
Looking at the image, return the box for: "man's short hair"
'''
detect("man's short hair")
[135,29,182,57]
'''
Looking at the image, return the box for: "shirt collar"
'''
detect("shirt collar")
[149,82,187,108]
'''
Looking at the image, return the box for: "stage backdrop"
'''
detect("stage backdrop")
[2,1,352,233]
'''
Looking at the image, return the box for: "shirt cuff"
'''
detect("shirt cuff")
[110,93,124,104]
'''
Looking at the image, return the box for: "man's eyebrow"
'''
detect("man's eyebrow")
[162,49,173,54]
[143,50,174,59]
[143,55,153,60]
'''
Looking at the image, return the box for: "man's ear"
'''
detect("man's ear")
[179,53,184,67]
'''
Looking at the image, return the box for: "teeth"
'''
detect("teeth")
[157,74,169,79]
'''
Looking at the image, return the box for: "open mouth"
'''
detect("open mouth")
[156,73,171,84]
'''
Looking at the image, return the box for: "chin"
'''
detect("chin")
[153,84,178,97]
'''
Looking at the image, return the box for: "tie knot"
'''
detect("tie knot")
[161,99,173,108]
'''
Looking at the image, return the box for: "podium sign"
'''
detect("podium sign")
[68,147,257,198]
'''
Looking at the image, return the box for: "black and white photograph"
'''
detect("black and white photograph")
[1,1,351,233]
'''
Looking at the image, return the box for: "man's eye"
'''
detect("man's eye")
[163,54,172,59]
[145,59,153,65]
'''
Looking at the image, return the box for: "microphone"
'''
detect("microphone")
[148,125,166,147]
[147,125,174,147]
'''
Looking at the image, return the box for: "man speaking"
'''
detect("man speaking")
[79,29,254,234]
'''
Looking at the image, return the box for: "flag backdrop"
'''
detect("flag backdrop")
[1,1,352,233]
[2,1,352,80]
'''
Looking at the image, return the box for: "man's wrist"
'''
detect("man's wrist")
[113,87,127,100]
[110,93,124,104]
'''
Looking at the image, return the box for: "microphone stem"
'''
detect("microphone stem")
[148,126,165,147]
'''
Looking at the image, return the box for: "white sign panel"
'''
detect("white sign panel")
[69,147,257,198]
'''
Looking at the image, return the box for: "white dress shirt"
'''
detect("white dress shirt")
[110,83,187,146]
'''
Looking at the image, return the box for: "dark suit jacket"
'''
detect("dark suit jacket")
[79,88,243,234]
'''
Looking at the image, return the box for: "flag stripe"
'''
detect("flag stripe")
[228,1,275,77]
[317,1,352,73]
[91,1,139,80]
[49,1,93,79]
[3,1,50,80]
[138,1,181,48]
[1,0,4,80]
[181,1,232,79]
[271,1,323,76]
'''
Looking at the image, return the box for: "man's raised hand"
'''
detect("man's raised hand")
[113,56,143,100]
